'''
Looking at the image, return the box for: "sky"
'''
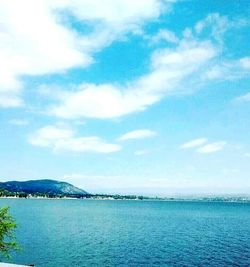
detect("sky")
[0,0,250,195]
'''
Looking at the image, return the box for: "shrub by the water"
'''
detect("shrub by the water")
[0,206,18,258]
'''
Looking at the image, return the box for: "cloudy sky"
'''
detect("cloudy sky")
[1,0,250,195]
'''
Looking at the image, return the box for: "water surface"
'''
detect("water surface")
[0,199,249,266]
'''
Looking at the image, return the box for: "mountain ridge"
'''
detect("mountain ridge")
[0,179,89,196]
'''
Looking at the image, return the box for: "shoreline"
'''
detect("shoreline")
[0,196,249,203]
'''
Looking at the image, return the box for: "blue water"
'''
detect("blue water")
[0,199,249,267]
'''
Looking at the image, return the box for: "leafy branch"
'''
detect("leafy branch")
[0,206,19,258]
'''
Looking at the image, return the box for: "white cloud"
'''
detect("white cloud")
[197,141,226,154]
[49,39,217,119]
[67,0,169,26]
[235,92,250,102]
[0,0,172,107]
[240,57,250,70]
[2,5,248,119]
[202,57,250,81]
[118,129,157,141]
[29,125,121,153]
[181,138,227,154]
[9,119,29,126]
[29,125,73,147]
[0,94,23,108]
[195,13,229,41]
[151,29,179,43]
[0,0,87,107]
[48,13,250,120]
[181,138,208,149]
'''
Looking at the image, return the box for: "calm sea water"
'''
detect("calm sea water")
[0,199,249,267]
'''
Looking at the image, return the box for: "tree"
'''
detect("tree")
[0,206,18,258]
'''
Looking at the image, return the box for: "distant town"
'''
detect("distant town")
[1,189,249,203]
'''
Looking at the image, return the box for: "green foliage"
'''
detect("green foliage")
[0,206,18,258]
[0,189,15,197]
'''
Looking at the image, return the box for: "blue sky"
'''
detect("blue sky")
[1,0,250,195]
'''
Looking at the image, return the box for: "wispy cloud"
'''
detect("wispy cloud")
[235,92,250,102]
[29,125,121,153]
[181,138,227,154]
[150,29,179,44]
[118,129,157,141]
[49,40,217,119]
[196,141,227,154]
[202,57,250,81]
[181,138,208,149]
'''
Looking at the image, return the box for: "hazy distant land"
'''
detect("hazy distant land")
[0,179,249,203]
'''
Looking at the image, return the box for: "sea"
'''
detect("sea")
[0,199,249,267]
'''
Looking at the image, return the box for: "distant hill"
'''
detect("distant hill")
[0,179,89,197]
